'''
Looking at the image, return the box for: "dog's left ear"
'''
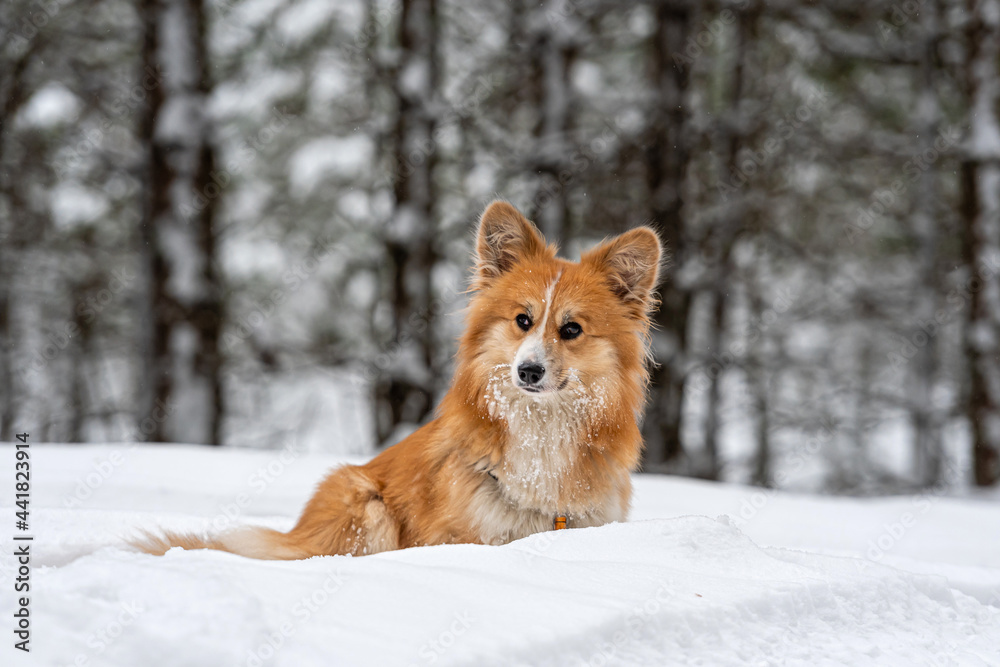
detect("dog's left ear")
[583,227,663,308]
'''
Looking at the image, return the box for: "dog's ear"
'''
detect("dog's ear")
[583,227,663,309]
[473,201,546,289]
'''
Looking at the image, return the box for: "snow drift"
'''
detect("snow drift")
[1,445,998,666]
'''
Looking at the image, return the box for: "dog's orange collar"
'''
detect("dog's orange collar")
[484,469,567,531]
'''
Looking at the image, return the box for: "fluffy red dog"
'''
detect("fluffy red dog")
[138,200,663,558]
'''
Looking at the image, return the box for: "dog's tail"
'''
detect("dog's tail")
[131,465,401,560]
[130,526,316,560]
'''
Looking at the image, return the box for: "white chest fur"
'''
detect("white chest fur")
[496,393,583,509]
[472,376,627,545]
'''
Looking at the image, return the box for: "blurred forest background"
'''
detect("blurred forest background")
[2,0,1000,493]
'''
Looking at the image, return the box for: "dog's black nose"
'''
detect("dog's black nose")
[517,362,545,386]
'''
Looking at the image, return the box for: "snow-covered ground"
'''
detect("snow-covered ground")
[2,444,999,666]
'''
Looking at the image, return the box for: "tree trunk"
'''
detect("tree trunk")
[849,328,875,489]
[961,0,1000,486]
[375,0,440,445]
[751,366,771,487]
[642,0,695,469]
[702,289,725,479]
[68,278,96,443]
[0,34,41,441]
[526,0,575,240]
[137,0,223,445]
[911,0,944,486]
[701,1,757,480]
[0,248,14,441]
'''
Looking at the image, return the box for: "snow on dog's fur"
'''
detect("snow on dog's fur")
[135,200,663,558]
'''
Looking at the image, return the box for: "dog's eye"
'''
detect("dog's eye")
[516,314,532,331]
[560,322,582,340]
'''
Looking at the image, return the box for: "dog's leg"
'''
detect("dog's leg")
[282,465,400,557]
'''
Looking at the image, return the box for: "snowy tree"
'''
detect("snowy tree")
[960,0,1000,486]
[640,1,696,472]
[2,0,999,489]
[372,0,443,445]
[1,0,142,441]
[136,0,224,444]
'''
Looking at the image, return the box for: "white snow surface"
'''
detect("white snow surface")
[2,444,999,666]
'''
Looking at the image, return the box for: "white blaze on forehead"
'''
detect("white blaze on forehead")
[513,272,562,373]
[537,272,561,333]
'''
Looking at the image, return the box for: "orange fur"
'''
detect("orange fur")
[134,200,663,559]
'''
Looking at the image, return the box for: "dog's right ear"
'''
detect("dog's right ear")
[473,201,546,290]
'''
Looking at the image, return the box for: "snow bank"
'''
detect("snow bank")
[2,445,998,666]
